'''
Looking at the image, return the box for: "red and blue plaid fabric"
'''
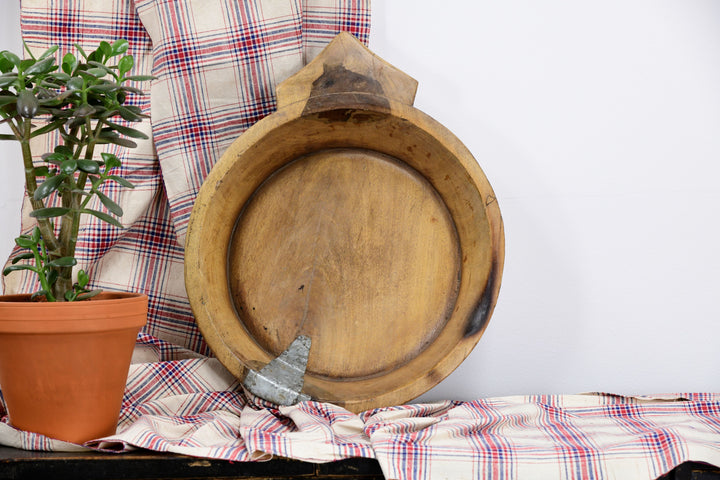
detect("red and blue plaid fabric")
[3,2,720,479]
[363,394,720,480]
[4,375,720,480]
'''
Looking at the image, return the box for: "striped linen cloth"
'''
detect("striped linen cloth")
[3,351,720,480]
[3,2,720,479]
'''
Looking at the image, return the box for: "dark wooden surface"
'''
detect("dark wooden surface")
[672,462,720,480]
[0,446,384,480]
[2,446,719,479]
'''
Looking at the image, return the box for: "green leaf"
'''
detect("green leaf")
[33,165,50,177]
[66,76,84,91]
[3,264,38,275]
[76,289,102,301]
[14,236,36,249]
[0,95,17,106]
[42,152,68,165]
[76,70,99,82]
[117,105,144,122]
[1,51,21,67]
[87,48,102,63]
[48,106,73,118]
[101,152,121,169]
[0,74,18,88]
[46,256,77,268]
[49,71,71,82]
[74,43,88,60]
[77,269,89,287]
[87,104,109,117]
[10,252,35,264]
[30,119,66,138]
[24,56,56,75]
[117,55,134,76]
[54,145,73,156]
[65,116,86,129]
[30,290,49,300]
[62,52,78,74]
[34,87,57,100]
[123,75,156,82]
[119,85,143,95]
[87,82,120,93]
[96,190,123,216]
[0,55,14,73]
[38,45,59,60]
[39,79,61,89]
[60,159,77,175]
[22,40,36,60]
[0,134,17,141]
[59,129,81,145]
[29,207,71,219]
[98,131,137,148]
[46,269,58,286]
[33,173,66,201]
[30,226,41,243]
[74,103,96,118]
[111,40,129,57]
[77,159,101,174]
[107,137,138,148]
[88,60,111,70]
[99,41,112,60]
[19,58,34,72]
[108,175,135,189]
[86,67,108,78]
[82,208,124,228]
[104,120,148,139]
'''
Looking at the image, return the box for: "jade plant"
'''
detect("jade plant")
[0,40,154,301]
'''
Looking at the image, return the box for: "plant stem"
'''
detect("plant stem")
[54,118,99,299]
[19,118,61,257]
[34,238,55,301]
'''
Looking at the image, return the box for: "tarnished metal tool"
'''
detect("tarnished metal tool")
[243,335,312,405]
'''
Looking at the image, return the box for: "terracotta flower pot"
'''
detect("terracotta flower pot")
[0,292,147,444]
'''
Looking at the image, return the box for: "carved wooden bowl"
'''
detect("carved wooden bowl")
[185,33,504,412]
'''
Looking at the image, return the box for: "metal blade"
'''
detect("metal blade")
[243,335,312,405]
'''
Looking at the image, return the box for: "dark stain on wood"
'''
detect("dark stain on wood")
[464,258,500,338]
[303,64,390,116]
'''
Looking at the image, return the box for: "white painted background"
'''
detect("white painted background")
[1,2,719,401]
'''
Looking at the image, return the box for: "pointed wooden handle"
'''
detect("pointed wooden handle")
[276,32,418,111]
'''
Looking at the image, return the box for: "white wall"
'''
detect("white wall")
[2,1,719,400]
[0,1,23,284]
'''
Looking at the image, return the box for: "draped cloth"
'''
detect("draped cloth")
[2,2,720,479]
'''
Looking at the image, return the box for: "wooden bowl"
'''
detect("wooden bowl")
[185,33,504,412]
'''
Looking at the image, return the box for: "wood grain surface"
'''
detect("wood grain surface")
[229,149,460,379]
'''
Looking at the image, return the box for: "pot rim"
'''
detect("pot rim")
[0,291,146,304]
[0,292,148,334]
